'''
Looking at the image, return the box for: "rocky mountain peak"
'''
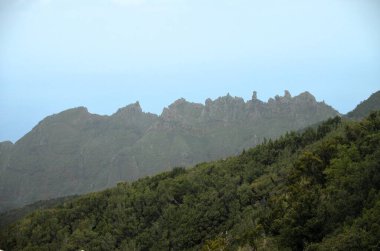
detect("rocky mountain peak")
[161,98,203,123]
[169,98,189,108]
[38,106,91,126]
[271,90,293,104]
[59,106,89,115]
[114,102,143,117]
[214,94,245,105]
[296,91,316,103]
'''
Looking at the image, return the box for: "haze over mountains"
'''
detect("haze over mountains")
[2,109,380,250]
[0,90,340,212]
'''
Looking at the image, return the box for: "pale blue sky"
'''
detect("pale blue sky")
[0,0,379,142]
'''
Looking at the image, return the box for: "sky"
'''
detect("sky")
[0,0,379,142]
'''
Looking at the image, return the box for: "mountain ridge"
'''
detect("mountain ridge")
[0,90,339,212]
[0,90,335,145]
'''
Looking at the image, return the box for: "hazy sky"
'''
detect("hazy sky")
[0,0,379,142]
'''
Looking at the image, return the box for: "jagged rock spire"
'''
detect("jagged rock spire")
[252,91,258,100]
[114,101,142,116]
[284,90,291,99]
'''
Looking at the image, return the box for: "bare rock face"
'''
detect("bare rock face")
[284,90,292,99]
[114,102,143,117]
[0,90,339,212]
[161,98,203,123]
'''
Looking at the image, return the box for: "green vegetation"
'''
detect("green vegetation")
[347,90,380,119]
[1,111,379,250]
[0,195,78,228]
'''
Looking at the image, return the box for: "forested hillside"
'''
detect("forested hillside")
[1,112,379,250]
[346,90,380,119]
[0,91,338,212]
[0,195,78,228]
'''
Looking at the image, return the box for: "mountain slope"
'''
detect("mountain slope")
[346,90,380,119]
[1,112,379,250]
[0,91,338,212]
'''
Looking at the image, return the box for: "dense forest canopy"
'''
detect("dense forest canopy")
[1,111,379,250]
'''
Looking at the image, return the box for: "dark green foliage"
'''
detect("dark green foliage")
[0,195,78,228]
[1,112,380,250]
[347,90,380,119]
